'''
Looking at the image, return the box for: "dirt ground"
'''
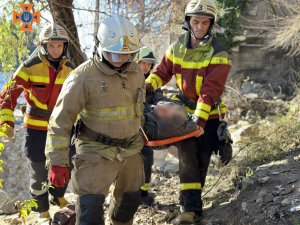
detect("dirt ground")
[1,149,300,225]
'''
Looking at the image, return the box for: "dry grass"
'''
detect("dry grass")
[242,0,300,57]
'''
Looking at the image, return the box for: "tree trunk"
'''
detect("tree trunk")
[94,0,100,38]
[46,0,85,67]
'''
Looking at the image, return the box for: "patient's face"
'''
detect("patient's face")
[154,104,186,121]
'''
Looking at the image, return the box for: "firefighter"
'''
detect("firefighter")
[136,46,157,205]
[0,24,75,223]
[45,15,145,225]
[145,0,233,223]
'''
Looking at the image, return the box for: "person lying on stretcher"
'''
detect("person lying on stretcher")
[143,93,200,141]
[143,93,233,165]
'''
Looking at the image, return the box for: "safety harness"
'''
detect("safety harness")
[75,119,140,148]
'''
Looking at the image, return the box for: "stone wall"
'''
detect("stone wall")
[0,125,30,200]
[229,0,294,94]
[229,46,292,94]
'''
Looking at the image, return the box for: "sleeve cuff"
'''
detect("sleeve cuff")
[0,121,15,128]
[45,159,70,169]
[198,118,207,129]
[145,82,154,93]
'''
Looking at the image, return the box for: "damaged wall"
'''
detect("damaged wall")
[230,47,292,94]
[228,0,294,94]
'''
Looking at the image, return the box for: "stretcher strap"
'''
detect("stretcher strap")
[143,130,201,146]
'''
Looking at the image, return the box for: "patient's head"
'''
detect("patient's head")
[153,102,187,122]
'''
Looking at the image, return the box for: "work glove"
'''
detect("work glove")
[215,121,233,165]
[49,166,69,188]
[217,141,233,165]
[146,85,154,104]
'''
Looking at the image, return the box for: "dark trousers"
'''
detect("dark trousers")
[140,146,154,193]
[24,128,75,212]
[177,119,219,212]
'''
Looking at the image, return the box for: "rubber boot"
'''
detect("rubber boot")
[38,211,50,224]
[49,195,70,208]
[140,190,154,205]
[77,194,105,225]
[178,211,202,224]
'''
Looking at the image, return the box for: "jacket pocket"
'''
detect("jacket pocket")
[71,153,102,194]
[32,85,46,89]
[72,153,102,170]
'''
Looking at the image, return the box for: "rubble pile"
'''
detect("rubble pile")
[223,79,296,124]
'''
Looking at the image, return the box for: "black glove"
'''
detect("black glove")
[217,141,233,165]
[215,121,233,165]
[146,85,154,104]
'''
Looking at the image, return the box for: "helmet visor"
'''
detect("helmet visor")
[102,51,137,63]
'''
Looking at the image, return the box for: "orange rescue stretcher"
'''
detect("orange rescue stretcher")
[142,129,201,147]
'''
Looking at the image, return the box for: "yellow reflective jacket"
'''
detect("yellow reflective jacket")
[45,55,145,166]
[146,33,232,128]
[0,52,74,130]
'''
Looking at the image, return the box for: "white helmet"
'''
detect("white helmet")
[96,15,139,63]
[39,23,69,59]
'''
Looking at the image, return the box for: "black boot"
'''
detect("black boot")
[78,194,105,225]
[140,190,154,205]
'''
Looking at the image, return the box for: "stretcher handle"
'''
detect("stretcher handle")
[142,129,201,147]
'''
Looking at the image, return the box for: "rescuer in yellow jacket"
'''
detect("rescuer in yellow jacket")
[146,0,233,223]
[0,23,74,223]
[46,15,145,225]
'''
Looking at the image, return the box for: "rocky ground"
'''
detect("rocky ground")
[1,149,300,225]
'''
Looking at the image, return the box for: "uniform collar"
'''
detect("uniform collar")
[91,54,137,77]
[38,51,68,67]
[178,32,213,51]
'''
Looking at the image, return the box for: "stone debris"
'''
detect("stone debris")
[258,176,270,184]
[242,202,247,211]
[281,198,293,206]
[242,177,254,189]
[261,193,274,203]
[160,153,179,173]
[290,205,300,212]
[269,171,280,175]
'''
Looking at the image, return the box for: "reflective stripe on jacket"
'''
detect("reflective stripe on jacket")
[146,32,232,128]
[45,55,145,166]
[0,51,74,131]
